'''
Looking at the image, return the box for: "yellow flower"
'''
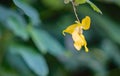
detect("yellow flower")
[63,16,91,52]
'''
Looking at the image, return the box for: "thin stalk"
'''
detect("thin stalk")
[71,0,80,22]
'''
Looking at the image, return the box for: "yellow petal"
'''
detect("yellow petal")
[72,31,85,50]
[75,21,83,27]
[72,31,84,45]
[80,34,86,44]
[72,31,89,51]
[84,45,89,52]
[82,16,91,30]
[74,42,82,50]
[63,24,78,35]
[80,34,89,52]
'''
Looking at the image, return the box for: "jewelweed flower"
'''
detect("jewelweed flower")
[63,16,91,52]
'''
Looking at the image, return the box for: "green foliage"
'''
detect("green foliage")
[7,16,28,40]
[86,0,102,14]
[74,0,102,14]
[64,0,102,14]
[0,0,120,76]
[74,0,86,5]
[6,44,49,76]
[13,0,40,26]
[28,26,66,56]
[28,26,48,54]
[0,6,28,40]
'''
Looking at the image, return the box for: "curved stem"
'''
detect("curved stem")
[71,0,80,22]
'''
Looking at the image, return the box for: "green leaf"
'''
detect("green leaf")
[8,44,49,76]
[73,0,102,14]
[5,50,34,76]
[28,26,66,57]
[86,0,102,14]
[74,0,86,5]
[7,17,28,40]
[0,6,29,40]
[20,48,49,76]
[28,26,47,54]
[13,0,40,26]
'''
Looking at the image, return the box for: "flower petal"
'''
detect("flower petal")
[72,31,89,51]
[82,16,91,30]
[72,31,84,44]
[62,24,78,35]
[74,42,82,50]
[72,31,84,50]
[80,34,89,52]
[84,45,89,52]
[80,34,86,44]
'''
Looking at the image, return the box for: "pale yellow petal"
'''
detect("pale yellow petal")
[74,42,82,50]
[62,24,78,35]
[80,34,89,52]
[72,31,84,44]
[81,16,91,30]
[84,45,89,52]
[72,31,85,51]
[79,34,89,52]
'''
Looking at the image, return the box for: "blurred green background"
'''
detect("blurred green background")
[0,0,120,76]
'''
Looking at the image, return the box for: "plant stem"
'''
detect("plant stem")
[71,0,80,22]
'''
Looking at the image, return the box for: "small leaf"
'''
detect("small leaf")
[28,26,47,54]
[5,50,34,76]
[28,26,66,57]
[74,0,86,5]
[0,6,29,40]
[13,0,40,26]
[8,45,49,76]
[7,17,28,40]
[86,0,102,14]
[20,48,49,76]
